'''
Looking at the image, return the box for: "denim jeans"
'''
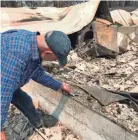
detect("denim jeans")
[11,89,42,128]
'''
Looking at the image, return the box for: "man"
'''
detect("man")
[1,29,72,139]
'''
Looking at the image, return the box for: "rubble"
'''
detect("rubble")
[110,9,133,26]
[1,2,138,59]
[92,20,119,54]
[70,45,138,91]
[77,21,138,60]
[1,1,138,139]
[4,105,81,140]
[42,43,138,134]
[105,103,138,133]
[3,31,138,140]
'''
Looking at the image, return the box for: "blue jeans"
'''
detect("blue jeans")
[11,89,42,128]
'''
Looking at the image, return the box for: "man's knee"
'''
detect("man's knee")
[12,88,33,105]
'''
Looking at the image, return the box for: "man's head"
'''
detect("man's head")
[37,31,72,67]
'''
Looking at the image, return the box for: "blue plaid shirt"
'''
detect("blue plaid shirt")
[1,29,62,129]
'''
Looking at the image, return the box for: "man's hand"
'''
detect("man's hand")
[60,83,72,94]
[1,131,6,140]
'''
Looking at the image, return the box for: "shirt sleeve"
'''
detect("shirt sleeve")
[31,66,62,91]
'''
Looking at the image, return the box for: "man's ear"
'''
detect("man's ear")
[43,50,52,56]
[46,50,53,54]
[41,51,49,58]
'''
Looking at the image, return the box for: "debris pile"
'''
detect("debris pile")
[47,44,138,92]
[2,1,138,139]
[43,42,138,133]
[4,105,81,140]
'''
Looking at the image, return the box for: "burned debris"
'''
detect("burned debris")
[66,1,138,60]
[4,106,81,140]
[1,0,138,139]
[42,48,138,134]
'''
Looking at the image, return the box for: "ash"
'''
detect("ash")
[45,43,138,134]
[4,106,81,140]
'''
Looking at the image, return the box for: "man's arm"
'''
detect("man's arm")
[31,66,62,91]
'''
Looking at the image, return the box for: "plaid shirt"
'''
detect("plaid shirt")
[1,29,62,128]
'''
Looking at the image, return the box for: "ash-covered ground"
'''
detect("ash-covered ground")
[44,43,138,134]
[4,105,81,140]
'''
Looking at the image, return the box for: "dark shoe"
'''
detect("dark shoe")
[29,117,43,129]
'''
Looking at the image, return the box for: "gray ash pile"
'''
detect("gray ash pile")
[43,44,138,134]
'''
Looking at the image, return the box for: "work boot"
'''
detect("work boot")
[37,109,58,127]
[29,116,43,129]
